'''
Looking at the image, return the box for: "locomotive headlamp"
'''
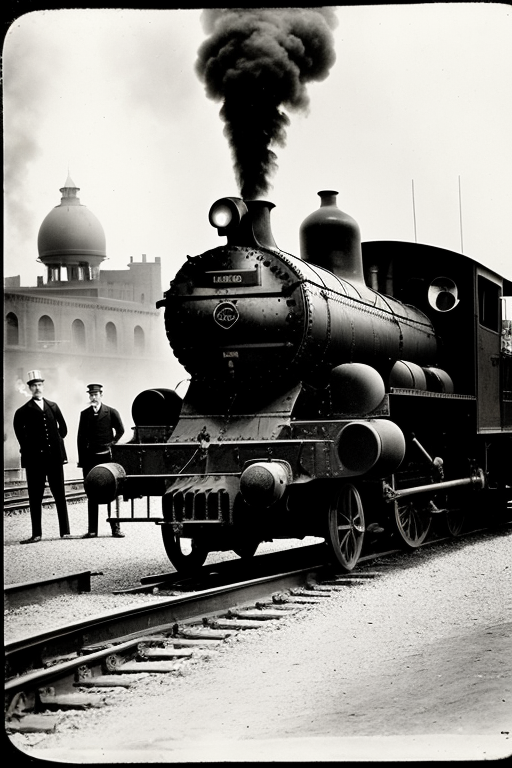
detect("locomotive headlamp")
[240,460,292,508]
[209,197,248,232]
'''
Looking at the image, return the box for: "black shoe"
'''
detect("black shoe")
[81,532,98,538]
[61,533,72,539]
[111,525,125,538]
[20,536,41,544]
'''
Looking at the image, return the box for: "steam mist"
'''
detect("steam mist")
[5,354,187,474]
[196,8,338,199]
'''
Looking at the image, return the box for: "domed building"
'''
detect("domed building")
[37,174,107,285]
[4,176,185,477]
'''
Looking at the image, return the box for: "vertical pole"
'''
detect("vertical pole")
[412,180,417,243]
[458,175,464,253]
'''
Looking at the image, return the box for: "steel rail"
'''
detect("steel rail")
[4,478,84,496]
[5,521,510,725]
[4,490,87,512]
[5,565,328,697]
[4,571,93,610]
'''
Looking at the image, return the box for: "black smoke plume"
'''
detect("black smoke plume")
[196,8,338,199]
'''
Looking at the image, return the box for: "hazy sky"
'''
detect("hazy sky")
[4,4,512,290]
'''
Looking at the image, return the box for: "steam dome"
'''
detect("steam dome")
[300,190,364,283]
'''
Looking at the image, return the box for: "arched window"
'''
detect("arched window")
[134,325,145,354]
[106,322,117,352]
[72,319,86,349]
[38,315,55,343]
[6,312,19,345]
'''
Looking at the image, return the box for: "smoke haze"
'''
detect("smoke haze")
[5,353,186,474]
[3,23,61,265]
[196,7,338,199]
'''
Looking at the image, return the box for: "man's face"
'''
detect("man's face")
[89,391,103,407]
[29,382,44,399]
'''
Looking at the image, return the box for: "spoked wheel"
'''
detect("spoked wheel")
[231,494,261,560]
[394,499,431,548]
[326,483,365,572]
[444,507,466,537]
[232,537,260,560]
[436,492,466,538]
[161,527,209,574]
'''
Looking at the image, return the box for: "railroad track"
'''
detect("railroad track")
[4,571,94,611]
[4,479,86,512]
[7,550,375,734]
[114,541,402,595]
[7,521,510,736]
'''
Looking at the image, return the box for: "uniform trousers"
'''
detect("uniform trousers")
[25,459,70,538]
[82,452,118,534]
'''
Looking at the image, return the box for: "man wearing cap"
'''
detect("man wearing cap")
[78,384,125,538]
[13,371,71,543]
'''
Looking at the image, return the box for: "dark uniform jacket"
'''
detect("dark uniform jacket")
[13,398,68,467]
[77,403,124,468]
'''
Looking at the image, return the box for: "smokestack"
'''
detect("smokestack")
[224,200,278,251]
[243,200,278,250]
[196,9,338,199]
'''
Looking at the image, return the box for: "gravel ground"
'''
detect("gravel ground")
[5,502,512,763]
[3,500,324,642]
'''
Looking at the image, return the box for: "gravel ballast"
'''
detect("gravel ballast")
[4,500,324,641]
[4,502,512,762]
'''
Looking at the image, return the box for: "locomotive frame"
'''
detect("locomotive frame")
[86,192,512,573]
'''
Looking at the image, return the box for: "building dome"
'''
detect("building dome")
[37,176,106,281]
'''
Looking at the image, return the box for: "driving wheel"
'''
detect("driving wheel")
[394,499,431,548]
[444,507,466,537]
[161,527,208,574]
[326,483,365,572]
[232,538,260,560]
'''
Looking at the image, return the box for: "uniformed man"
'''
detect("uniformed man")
[78,383,125,538]
[13,370,71,543]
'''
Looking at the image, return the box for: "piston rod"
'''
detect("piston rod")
[383,469,485,502]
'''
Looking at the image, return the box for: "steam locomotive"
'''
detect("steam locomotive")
[86,191,512,572]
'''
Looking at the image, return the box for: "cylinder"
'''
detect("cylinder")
[337,419,406,477]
